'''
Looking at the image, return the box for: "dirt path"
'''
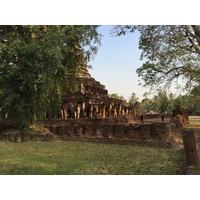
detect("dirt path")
[135,117,171,124]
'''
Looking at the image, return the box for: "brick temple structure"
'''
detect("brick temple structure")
[172,102,189,125]
[60,65,139,119]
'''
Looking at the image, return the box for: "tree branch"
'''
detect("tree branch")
[185,25,200,55]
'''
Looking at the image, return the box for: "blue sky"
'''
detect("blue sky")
[88,25,147,101]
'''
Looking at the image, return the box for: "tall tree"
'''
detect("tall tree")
[174,91,200,115]
[0,25,101,130]
[190,85,200,115]
[139,98,151,113]
[150,89,175,113]
[113,25,200,91]
[128,92,139,106]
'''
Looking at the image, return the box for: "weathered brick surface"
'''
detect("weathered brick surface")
[0,117,180,149]
[22,133,31,142]
[127,124,139,139]
[75,126,84,137]
[103,124,113,138]
[113,124,127,138]
[151,123,171,141]
[41,120,175,148]
[138,124,151,140]
[49,126,58,135]
[84,124,94,138]
[57,126,66,136]
[94,124,103,138]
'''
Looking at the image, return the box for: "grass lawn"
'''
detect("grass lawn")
[0,141,181,175]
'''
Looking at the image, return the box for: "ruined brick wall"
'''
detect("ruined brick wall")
[0,117,178,149]
[0,124,11,140]
[44,121,174,148]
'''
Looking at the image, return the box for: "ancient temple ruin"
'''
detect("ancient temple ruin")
[172,102,189,125]
[60,65,139,119]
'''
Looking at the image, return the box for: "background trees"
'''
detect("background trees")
[113,25,200,115]
[139,98,151,114]
[113,25,200,91]
[128,92,139,106]
[138,89,200,115]
[190,85,200,115]
[0,25,101,130]
[108,93,125,100]
[150,90,175,114]
[108,89,200,115]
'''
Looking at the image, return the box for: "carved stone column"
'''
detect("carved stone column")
[63,108,67,119]
[89,104,93,118]
[114,107,117,117]
[77,105,80,119]
[102,105,106,118]
[81,102,86,118]
[60,109,64,119]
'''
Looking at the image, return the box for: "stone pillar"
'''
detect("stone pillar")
[118,105,122,116]
[82,102,86,118]
[182,128,199,174]
[93,106,97,118]
[63,108,67,119]
[70,104,75,118]
[114,107,117,117]
[98,104,102,118]
[108,104,111,117]
[74,110,77,119]
[60,109,64,119]
[125,107,129,116]
[85,104,89,118]
[102,105,106,118]
[77,105,80,119]
[89,105,93,118]
[122,107,125,116]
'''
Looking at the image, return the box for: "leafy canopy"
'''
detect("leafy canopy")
[113,25,200,91]
[0,25,102,130]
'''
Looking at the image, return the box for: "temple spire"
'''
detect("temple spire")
[78,65,91,78]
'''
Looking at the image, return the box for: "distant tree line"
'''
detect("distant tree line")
[128,89,200,115]
[113,25,200,115]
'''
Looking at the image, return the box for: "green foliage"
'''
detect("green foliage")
[140,88,200,115]
[113,25,200,91]
[128,92,139,105]
[150,89,176,113]
[190,85,200,115]
[108,93,124,100]
[0,25,102,130]
[139,98,151,113]
[0,141,181,175]
[173,88,200,115]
